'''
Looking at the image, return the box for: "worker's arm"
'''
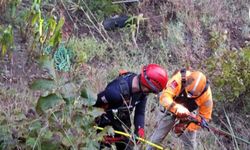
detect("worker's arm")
[159,73,190,117]
[94,80,124,110]
[187,87,213,131]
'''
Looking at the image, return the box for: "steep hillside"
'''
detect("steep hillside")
[0,0,249,149]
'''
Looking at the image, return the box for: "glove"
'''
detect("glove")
[169,103,190,118]
[173,122,187,136]
[188,114,209,130]
[135,127,144,144]
[196,115,209,129]
[137,127,145,139]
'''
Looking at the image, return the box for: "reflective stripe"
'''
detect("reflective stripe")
[190,73,202,93]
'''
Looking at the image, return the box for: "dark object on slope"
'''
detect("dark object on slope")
[102,15,131,30]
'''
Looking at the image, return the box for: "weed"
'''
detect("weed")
[67,36,107,64]
[0,25,14,58]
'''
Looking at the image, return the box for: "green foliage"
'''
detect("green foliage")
[80,88,97,106]
[67,36,107,63]
[30,79,57,91]
[36,94,64,114]
[0,25,14,57]
[82,0,122,20]
[18,0,65,55]
[48,17,65,48]
[9,0,22,18]
[38,55,57,79]
[206,46,250,105]
[24,56,106,149]
[0,0,21,17]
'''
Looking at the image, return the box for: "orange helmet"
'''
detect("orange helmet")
[185,71,207,98]
[140,64,168,93]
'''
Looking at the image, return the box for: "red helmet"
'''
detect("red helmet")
[140,64,168,93]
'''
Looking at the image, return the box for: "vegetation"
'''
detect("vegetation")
[0,0,250,149]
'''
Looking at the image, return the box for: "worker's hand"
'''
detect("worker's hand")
[191,114,209,128]
[135,127,145,144]
[185,114,209,129]
[174,104,190,118]
[173,122,187,136]
[138,127,145,139]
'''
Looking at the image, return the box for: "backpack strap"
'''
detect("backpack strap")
[118,72,133,100]
[180,68,187,96]
[119,78,130,100]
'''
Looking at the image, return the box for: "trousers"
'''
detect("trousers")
[146,108,197,150]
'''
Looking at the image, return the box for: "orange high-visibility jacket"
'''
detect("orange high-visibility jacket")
[160,70,213,131]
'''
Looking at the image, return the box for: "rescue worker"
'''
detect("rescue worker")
[146,68,213,150]
[94,64,168,150]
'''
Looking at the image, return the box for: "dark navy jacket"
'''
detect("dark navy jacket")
[94,73,147,130]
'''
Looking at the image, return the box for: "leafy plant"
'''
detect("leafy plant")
[0,25,14,58]
[70,0,122,21]
[27,55,107,149]
[67,36,107,64]
[206,46,250,104]
[21,0,65,55]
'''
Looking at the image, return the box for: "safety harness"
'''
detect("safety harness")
[118,71,133,101]
[175,68,210,112]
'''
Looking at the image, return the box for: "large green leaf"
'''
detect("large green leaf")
[30,79,56,91]
[39,55,57,79]
[80,88,97,106]
[61,83,77,101]
[36,94,64,114]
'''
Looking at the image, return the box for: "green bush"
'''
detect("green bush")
[0,54,110,149]
[67,36,107,64]
[206,46,250,106]
[83,0,122,20]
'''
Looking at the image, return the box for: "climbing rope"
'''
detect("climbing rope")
[43,44,73,72]
[94,126,169,150]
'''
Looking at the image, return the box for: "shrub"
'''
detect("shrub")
[67,36,107,64]
[83,0,122,20]
[206,45,250,107]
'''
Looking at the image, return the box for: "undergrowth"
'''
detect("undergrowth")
[0,0,249,149]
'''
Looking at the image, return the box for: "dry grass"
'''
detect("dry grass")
[0,0,8,12]
[0,0,250,149]
[0,86,37,121]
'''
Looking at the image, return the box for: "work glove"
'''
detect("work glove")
[173,122,188,136]
[134,127,144,144]
[185,114,209,130]
[137,127,145,139]
[191,114,209,129]
[171,103,190,118]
